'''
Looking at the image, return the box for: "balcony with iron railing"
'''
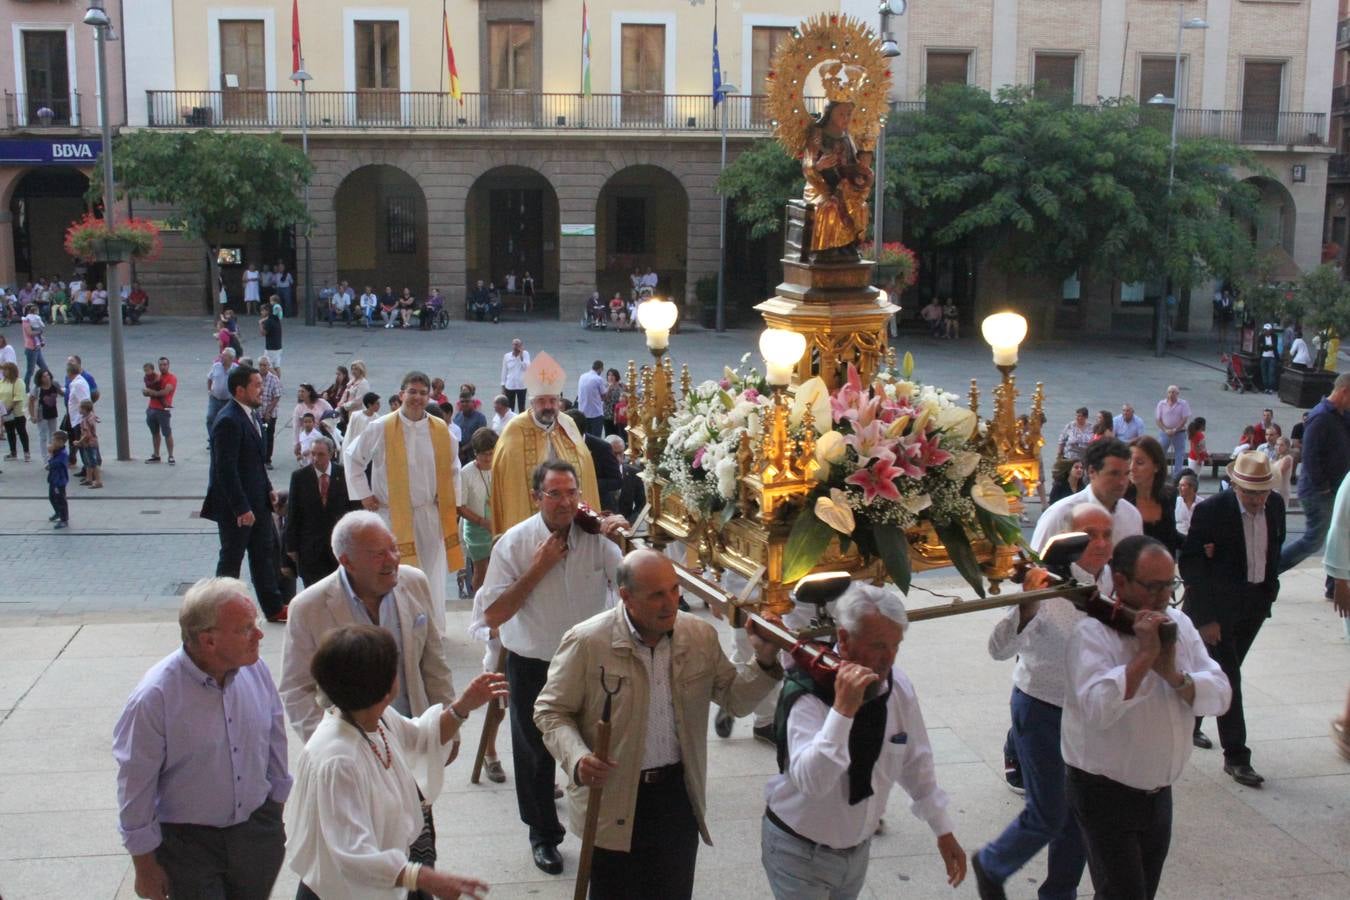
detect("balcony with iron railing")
[1339,18,1350,47]
[3,91,88,130]
[1329,153,1350,181]
[141,89,1326,148]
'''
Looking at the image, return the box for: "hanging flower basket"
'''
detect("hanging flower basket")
[859,240,919,289]
[64,214,162,264]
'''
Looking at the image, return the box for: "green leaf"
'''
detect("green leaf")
[933,520,986,598]
[872,521,913,595]
[782,505,834,584]
[718,502,738,527]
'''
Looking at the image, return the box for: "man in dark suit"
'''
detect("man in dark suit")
[201,364,287,622]
[284,435,358,586]
[1180,451,1286,787]
[566,409,621,512]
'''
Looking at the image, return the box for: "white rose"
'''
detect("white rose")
[815,430,847,466]
[715,457,738,499]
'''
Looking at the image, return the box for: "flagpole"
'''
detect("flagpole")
[439,0,447,127]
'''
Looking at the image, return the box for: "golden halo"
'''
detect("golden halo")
[766,13,889,160]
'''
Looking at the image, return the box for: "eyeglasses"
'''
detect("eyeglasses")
[539,489,580,501]
[1128,575,1182,595]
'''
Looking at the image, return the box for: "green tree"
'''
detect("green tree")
[893,84,1259,290]
[1292,263,1350,366]
[89,130,312,305]
[717,138,804,239]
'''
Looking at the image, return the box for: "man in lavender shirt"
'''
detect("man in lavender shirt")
[113,577,290,900]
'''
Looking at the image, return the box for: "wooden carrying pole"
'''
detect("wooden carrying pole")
[470,647,508,785]
[573,667,621,900]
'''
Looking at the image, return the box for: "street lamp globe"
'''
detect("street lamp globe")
[759,328,807,386]
[83,6,111,29]
[981,312,1028,367]
[638,297,679,351]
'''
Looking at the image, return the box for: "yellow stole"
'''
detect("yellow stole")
[383,413,462,571]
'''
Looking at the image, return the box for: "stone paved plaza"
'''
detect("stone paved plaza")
[0,316,1347,898]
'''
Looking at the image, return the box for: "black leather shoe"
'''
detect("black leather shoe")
[714,709,734,738]
[971,851,1007,900]
[1192,730,1213,750]
[1224,762,1265,787]
[532,844,563,875]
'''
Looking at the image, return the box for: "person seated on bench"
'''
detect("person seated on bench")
[608,292,628,328]
[468,280,500,323]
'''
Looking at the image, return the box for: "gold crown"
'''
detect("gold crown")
[821,62,868,104]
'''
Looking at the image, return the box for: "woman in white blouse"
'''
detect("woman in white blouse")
[289,624,505,899]
[339,360,372,415]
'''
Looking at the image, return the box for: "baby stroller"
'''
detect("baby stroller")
[1221,353,1254,393]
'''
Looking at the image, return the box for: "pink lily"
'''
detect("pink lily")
[902,429,953,473]
[844,450,905,504]
[844,420,890,462]
[691,446,706,469]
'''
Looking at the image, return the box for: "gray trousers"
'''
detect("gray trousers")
[761,814,870,900]
[157,798,285,900]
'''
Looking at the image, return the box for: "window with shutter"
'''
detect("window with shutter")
[1033,53,1078,101]
[926,51,970,88]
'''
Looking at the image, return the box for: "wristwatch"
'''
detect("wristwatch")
[1174,671,1193,692]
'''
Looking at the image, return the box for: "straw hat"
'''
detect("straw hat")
[1226,450,1275,491]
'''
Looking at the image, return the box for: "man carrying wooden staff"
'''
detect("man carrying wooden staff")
[534,548,784,899]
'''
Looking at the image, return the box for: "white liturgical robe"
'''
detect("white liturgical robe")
[346,411,460,634]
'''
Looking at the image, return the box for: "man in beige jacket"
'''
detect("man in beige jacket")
[279,510,457,742]
[535,548,783,899]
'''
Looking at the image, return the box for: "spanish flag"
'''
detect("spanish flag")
[444,10,462,103]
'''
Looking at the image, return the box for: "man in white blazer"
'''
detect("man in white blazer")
[279,510,456,743]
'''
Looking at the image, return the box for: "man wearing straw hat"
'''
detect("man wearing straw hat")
[1179,451,1286,787]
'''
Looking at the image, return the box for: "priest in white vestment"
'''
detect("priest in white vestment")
[346,371,462,634]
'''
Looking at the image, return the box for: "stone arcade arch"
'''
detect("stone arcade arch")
[594,165,689,310]
[333,164,430,299]
[464,165,560,315]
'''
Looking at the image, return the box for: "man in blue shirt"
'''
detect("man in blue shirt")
[1280,375,1350,593]
[1112,404,1145,443]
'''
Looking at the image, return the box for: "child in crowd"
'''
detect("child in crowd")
[430,378,450,406]
[47,431,70,527]
[295,412,321,463]
[142,362,162,398]
[75,398,102,488]
[461,429,505,783]
[1187,417,1208,467]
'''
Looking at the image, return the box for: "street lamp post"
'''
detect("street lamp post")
[715,82,738,334]
[874,2,904,251]
[292,64,314,326]
[83,0,130,461]
[1148,5,1208,358]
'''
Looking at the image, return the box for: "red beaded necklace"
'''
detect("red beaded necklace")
[362,722,392,769]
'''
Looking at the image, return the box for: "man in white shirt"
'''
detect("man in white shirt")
[501,338,531,412]
[477,460,628,875]
[491,394,515,433]
[576,360,607,438]
[1063,535,1231,900]
[1032,439,1142,551]
[762,583,968,898]
[1112,404,1145,443]
[358,285,378,327]
[975,504,1114,900]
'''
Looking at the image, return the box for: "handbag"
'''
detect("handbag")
[405,789,436,900]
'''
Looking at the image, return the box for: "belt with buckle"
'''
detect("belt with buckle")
[638,763,682,784]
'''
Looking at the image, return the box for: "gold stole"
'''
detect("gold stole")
[383,413,463,571]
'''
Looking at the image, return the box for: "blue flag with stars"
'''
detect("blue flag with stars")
[712,23,722,105]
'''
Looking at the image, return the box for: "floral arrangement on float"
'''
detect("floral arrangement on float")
[655,350,1024,596]
[64,213,162,263]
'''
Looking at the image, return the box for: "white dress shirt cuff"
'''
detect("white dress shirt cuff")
[821,707,853,747]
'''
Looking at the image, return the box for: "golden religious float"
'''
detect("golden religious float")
[620,13,1047,619]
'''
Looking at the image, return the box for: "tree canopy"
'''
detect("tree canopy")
[719,84,1262,289]
[88,130,312,246]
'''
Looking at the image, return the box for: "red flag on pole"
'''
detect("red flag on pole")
[444,11,463,103]
[290,0,302,77]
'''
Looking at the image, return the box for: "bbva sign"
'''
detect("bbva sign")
[51,142,97,159]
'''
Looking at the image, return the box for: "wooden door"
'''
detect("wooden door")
[220,21,266,122]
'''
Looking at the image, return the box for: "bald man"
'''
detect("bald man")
[535,548,784,899]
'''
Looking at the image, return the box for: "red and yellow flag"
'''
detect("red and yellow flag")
[444,11,462,103]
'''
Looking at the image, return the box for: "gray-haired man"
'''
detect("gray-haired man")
[114,577,290,900]
[762,583,967,898]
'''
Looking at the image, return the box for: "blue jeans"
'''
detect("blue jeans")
[977,688,1086,900]
[1280,489,1333,572]
[1159,430,1187,477]
[1260,356,1277,391]
[23,347,47,390]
